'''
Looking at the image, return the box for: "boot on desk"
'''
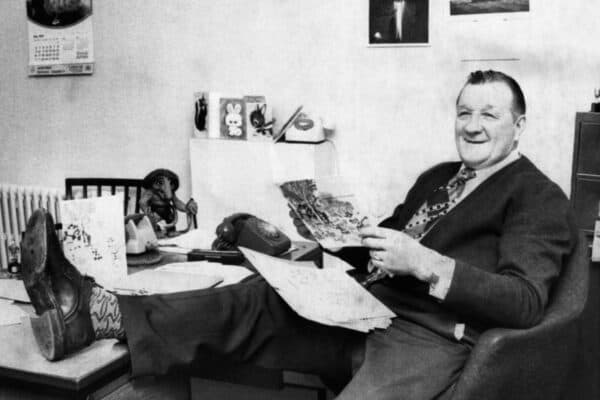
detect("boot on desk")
[21,208,96,361]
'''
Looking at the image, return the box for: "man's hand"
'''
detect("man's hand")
[359,226,451,283]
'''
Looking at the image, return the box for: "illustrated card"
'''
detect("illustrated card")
[279,178,370,248]
[244,95,274,140]
[219,98,246,140]
[59,194,127,288]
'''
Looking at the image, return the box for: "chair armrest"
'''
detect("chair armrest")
[451,311,582,400]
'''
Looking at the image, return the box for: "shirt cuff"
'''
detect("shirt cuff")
[428,257,456,300]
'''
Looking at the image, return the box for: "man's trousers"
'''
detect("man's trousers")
[117,275,471,399]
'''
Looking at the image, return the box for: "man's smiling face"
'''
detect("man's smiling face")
[455,82,526,169]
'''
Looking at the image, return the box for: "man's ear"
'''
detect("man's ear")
[513,114,527,142]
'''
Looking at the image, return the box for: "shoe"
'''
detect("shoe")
[21,209,95,361]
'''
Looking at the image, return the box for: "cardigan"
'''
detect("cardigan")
[339,156,577,341]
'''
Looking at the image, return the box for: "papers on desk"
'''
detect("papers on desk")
[0,278,30,303]
[114,270,223,295]
[157,261,255,287]
[157,228,215,250]
[0,299,29,326]
[240,247,396,333]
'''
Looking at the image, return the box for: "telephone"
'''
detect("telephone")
[212,213,291,256]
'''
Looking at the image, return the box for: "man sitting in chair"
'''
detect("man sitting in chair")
[20,70,577,399]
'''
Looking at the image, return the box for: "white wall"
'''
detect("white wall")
[1,0,599,217]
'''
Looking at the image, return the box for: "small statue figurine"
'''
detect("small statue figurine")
[593,88,600,112]
[7,239,21,277]
[139,169,198,237]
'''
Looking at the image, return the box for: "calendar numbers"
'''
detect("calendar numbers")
[34,43,60,62]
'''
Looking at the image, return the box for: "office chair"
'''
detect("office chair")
[446,232,589,400]
[281,232,589,400]
[65,178,144,215]
[65,178,198,229]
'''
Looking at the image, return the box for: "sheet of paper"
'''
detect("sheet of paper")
[0,278,30,303]
[279,177,371,249]
[0,299,29,326]
[59,194,127,289]
[157,228,215,250]
[114,270,223,295]
[157,261,255,287]
[323,251,355,272]
[240,247,395,332]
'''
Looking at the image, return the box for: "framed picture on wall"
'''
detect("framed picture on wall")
[368,0,430,47]
[449,0,530,18]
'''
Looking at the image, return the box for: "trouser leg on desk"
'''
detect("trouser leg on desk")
[117,275,362,382]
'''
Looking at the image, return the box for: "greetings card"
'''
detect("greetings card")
[279,177,371,249]
[59,194,127,288]
[219,97,246,140]
[244,95,274,141]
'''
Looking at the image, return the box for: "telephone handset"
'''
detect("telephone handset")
[212,213,291,256]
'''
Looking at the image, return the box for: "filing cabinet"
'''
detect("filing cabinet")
[567,112,600,399]
[571,112,600,236]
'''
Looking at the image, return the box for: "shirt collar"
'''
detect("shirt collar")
[462,151,521,183]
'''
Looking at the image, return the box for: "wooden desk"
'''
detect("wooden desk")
[0,317,129,399]
[0,242,325,400]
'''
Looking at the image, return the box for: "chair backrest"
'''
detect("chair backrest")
[545,231,589,320]
[65,178,144,215]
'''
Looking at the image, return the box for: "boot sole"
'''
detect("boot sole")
[30,309,65,361]
[21,210,48,286]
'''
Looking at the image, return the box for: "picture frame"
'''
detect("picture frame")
[449,0,530,21]
[368,0,430,47]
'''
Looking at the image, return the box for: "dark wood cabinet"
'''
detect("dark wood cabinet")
[567,112,600,399]
[571,112,600,235]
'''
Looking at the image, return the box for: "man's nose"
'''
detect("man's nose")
[464,115,483,134]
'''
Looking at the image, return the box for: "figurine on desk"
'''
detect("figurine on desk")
[139,169,198,238]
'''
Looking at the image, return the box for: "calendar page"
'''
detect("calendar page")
[27,0,94,76]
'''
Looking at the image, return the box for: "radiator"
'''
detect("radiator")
[0,184,62,270]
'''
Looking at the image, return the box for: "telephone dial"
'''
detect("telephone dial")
[212,213,291,256]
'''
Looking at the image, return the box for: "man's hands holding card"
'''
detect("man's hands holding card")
[359,226,450,284]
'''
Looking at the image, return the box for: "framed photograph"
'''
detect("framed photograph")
[450,0,530,17]
[369,0,429,47]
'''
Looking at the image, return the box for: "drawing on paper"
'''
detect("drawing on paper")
[280,178,369,248]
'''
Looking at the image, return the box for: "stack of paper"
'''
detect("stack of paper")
[157,261,255,287]
[240,248,395,332]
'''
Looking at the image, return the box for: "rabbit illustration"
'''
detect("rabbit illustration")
[249,104,275,137]
[225,103,243,136]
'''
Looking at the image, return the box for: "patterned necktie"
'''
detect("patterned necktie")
[359,167,476,288]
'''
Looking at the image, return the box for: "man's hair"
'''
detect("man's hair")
[457,70,526,119]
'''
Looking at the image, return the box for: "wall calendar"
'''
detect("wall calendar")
[26,0,94,76]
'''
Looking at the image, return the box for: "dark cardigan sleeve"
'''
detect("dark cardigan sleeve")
[443,177,576,329]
